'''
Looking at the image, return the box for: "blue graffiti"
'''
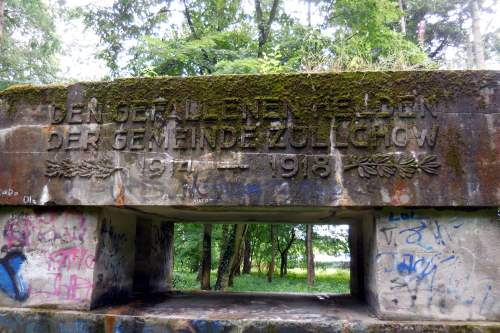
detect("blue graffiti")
[244,183,261,196]
[388,211,416,222]
[397,253,434,280]
[399,222,427,244]
[0,250,29,301]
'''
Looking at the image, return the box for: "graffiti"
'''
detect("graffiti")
[100,220,127,255]
[48,246,95,272]
[0,210,94,304]
[0,188,18,198]
[3,212,87,250]
[35,272,93,301]
[376,211,498,317]
[0,251,29,301]
[380,214,463,250]
[96,219,128,288]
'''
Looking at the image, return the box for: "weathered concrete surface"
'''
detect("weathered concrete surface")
[0,207,100,309]
[368,208,500,321]
[133,219,174,293]
[91,208,136,308]
[0,293,499,333]
[0,71,499,209]
[0,207,139,310]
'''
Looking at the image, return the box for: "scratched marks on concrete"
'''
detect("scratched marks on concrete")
[372,208,500,321]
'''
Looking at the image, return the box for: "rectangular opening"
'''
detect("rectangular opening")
[170,223,351,295]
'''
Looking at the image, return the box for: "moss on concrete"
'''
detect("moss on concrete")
[0,71,497,119]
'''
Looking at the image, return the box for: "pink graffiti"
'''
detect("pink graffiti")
[3,212,87,251]
[3,213,33,249]
[48,246,95,272]
[33,273,94,301]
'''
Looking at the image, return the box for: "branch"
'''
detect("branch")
[284,230,296,252]
[255,0,280,57]
[181,0,213,74]
[182,0,199,39]
[428,36,449,59]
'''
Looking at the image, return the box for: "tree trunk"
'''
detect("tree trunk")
[200,224,212,290]
[0,0,5,41]
[470,0,485,69]
[267,224,277,282]
[243,234,252,274]
[398,0,406,35]
[306,224,315,287]
[254,0,280,58]
[165,222,175,290]
[219,224,229,262]
[279,252,287,278]
[277,229,295,278]
[215,224,247,290]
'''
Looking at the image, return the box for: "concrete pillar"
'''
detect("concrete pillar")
[0,207,136,310]
[348,221,365,299]
[367,208,500,321]
[133,219,174,293]
[91,208,136,308]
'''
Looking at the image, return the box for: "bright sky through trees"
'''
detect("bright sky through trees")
[54,0,500,82]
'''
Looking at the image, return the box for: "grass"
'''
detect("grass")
[172,268,350,294]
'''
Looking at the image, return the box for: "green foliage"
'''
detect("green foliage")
[0,0,61,82]
[82,0,435,77]
[174,223,203,272]
[0,80,19,90]
[82,0,171,76]
[325,0,429,70]
[403,0,470,60]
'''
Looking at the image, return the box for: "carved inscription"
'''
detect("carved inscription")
[269,155,331,178]
[343,154,440,179]
[43,94,442,182]
[45,159,123,179]
[44,96,439,152]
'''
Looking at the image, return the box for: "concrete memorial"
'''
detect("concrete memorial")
[0,71,499,331]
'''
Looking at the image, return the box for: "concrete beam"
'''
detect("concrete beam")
[0,72,498,209]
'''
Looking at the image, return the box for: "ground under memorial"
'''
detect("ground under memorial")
[0,71,498,332]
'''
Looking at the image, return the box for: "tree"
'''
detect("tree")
[323,0,428,70]
[470,0,485,68]
[0,0,60,82]
[277,225,296,277]
[402,0,499,68]
[82,0,171,76]
[200,224,212,290]
[215,224,247,290]
[306,224,314,287]
[254,0,280,57]
[267,224,277,282]
[242,233,252,274]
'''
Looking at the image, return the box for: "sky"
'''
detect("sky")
[56,0,500,82]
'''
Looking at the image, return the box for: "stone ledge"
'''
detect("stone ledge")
[0,293,499,333]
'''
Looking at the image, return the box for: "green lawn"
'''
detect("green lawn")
[172,268,350,294]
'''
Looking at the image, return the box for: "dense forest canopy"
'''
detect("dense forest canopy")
[0,0,499,84]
